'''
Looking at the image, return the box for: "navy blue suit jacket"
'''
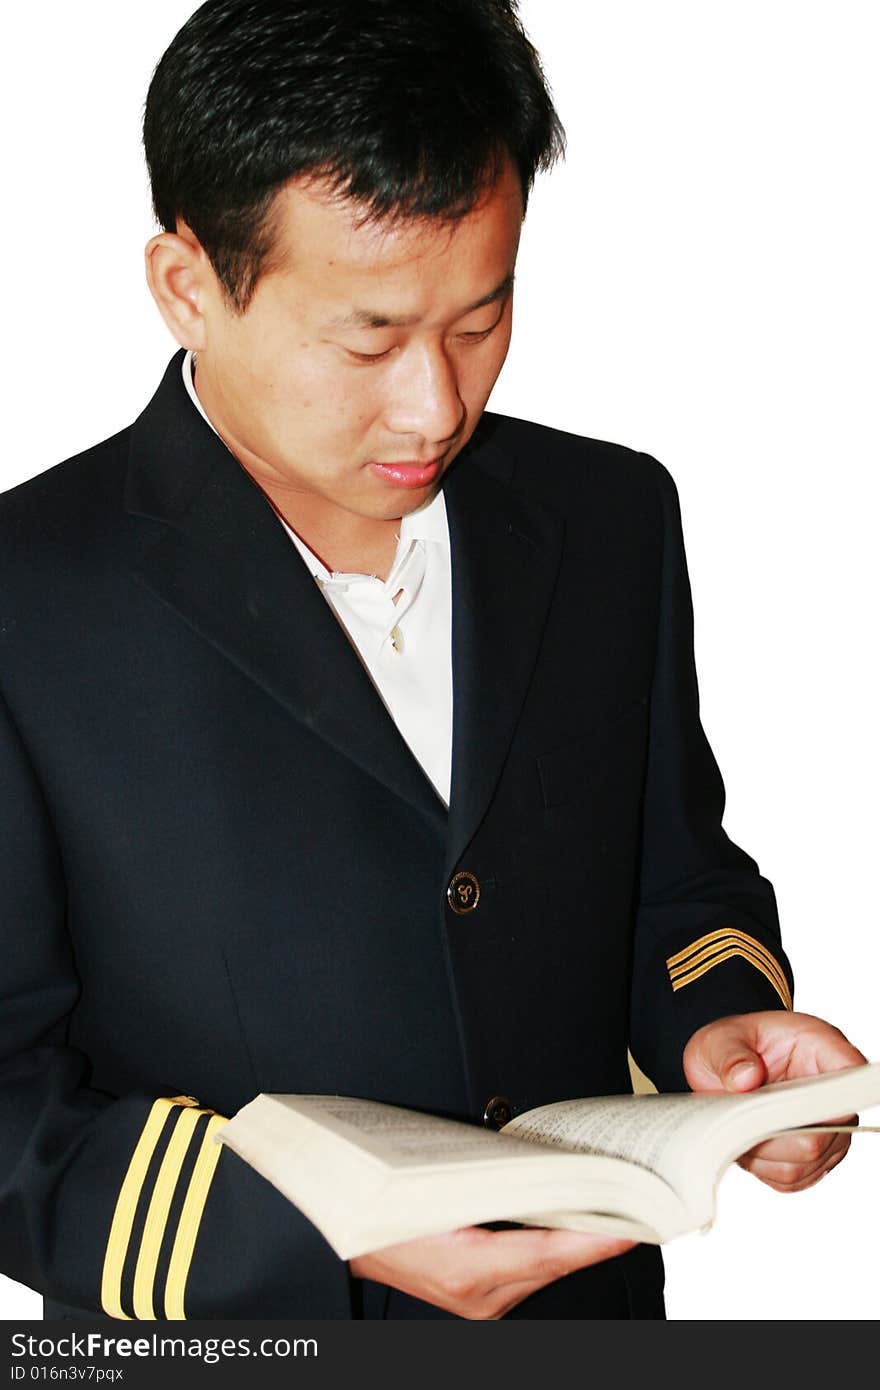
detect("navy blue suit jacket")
[0,353,792,1319]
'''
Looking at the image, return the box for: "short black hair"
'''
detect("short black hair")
[144,0,565,312]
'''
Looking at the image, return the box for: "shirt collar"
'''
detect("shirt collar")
[398,489,448,547]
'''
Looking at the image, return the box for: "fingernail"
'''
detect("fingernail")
[727,1059,760,1087]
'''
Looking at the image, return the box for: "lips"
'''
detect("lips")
[368,458,444,488]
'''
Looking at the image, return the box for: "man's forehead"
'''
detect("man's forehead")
[270,160,523,287]
[324,273,516,331]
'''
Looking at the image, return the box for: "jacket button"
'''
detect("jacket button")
[483,1096,513,1130]
[447,870,480,915]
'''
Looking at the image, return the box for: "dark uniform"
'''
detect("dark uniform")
[0,353,792,1319]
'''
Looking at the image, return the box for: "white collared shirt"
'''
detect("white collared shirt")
[183,352,453,805]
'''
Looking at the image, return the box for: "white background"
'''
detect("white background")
[2,1,877,1321]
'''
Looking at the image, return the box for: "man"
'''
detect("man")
[0,0,864,1321]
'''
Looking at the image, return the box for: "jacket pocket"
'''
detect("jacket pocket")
[536,697,649,810]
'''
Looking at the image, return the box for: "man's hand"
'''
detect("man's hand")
[349,1226,634,1319]
[683,1011,867,1191]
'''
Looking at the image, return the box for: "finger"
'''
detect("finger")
[753,1128,852,1169]
[684,1011,868,1092]
[469,1227,635,1284]
[466,1230,636,1319]
[739,1129,842,1167]
[683,1014,768,1092]
[739,1128,845,1173]
[775,1018,867,1075]
[739,1134,851,1191]
[738,1109,857,1166]
[477,1277,560,1320]
[351,1226,636,1321]
[740,1143,850,1194]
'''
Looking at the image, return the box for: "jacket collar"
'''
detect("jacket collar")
[126,352,564,861]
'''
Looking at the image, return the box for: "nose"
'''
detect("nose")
[384,342,466,447]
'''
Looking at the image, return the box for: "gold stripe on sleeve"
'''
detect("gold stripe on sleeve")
[671,945,792,1008]
[164,1113,227,1320]
[667,927,768,969]
[100,1098,180,1320]
[664,934,789,1011]
[132,1105,203,1319]
[669,932,782,980]
[672,939,790,1005]
[666,928,792,1010]
[668,931,790,1004]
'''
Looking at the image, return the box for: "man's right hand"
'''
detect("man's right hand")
[349,1226,635,1319]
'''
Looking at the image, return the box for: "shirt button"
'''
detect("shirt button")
[447,871,480,915]
[483,1096,513,1130]
[390,625,404,653]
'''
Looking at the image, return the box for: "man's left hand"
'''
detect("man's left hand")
[683,1011,867,1192]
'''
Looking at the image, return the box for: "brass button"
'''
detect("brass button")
[483,1096,513,1130]
[447,870,480,915]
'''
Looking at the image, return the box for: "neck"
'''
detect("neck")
[264,489,402,579]
[189,357,403,579]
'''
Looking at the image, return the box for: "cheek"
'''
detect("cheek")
[463,337,511,406]
[257,355,363,422]
[281,367,385,443]
[222,323,385,444]
[317,367,388,431]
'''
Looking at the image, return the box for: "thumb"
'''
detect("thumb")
[683,1017,769,1093]
[719,1051,766,1092]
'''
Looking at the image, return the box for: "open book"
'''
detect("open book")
[216,1063,880,1260]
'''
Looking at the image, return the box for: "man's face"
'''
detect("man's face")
[193,159,524,524]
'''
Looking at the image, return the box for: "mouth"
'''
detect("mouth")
[368,457,445,489]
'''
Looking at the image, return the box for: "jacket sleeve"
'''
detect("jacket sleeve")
[0,689,352,1319]
[629,459,794,1093]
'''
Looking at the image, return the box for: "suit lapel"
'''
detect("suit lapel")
[443,430,565,872]
[125,355,563,848]
[125,353,446,829]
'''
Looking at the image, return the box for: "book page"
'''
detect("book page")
[218,1069,880,1258]
[218,1093,685,1257]
[264,1094,558,1169]
[504,1094,732,1190]
[506,1065,880,1199]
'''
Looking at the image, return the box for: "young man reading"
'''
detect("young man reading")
[0,0,863,1321]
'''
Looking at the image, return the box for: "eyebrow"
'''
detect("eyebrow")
[325,273,515,331]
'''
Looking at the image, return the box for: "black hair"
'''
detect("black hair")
[143,0,565,311]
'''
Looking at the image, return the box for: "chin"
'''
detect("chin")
[355,477,443,515]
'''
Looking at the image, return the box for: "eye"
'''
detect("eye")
[344,347,395,366]
[458,316,503,344]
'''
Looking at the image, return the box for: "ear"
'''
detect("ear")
[145,224,214,350]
